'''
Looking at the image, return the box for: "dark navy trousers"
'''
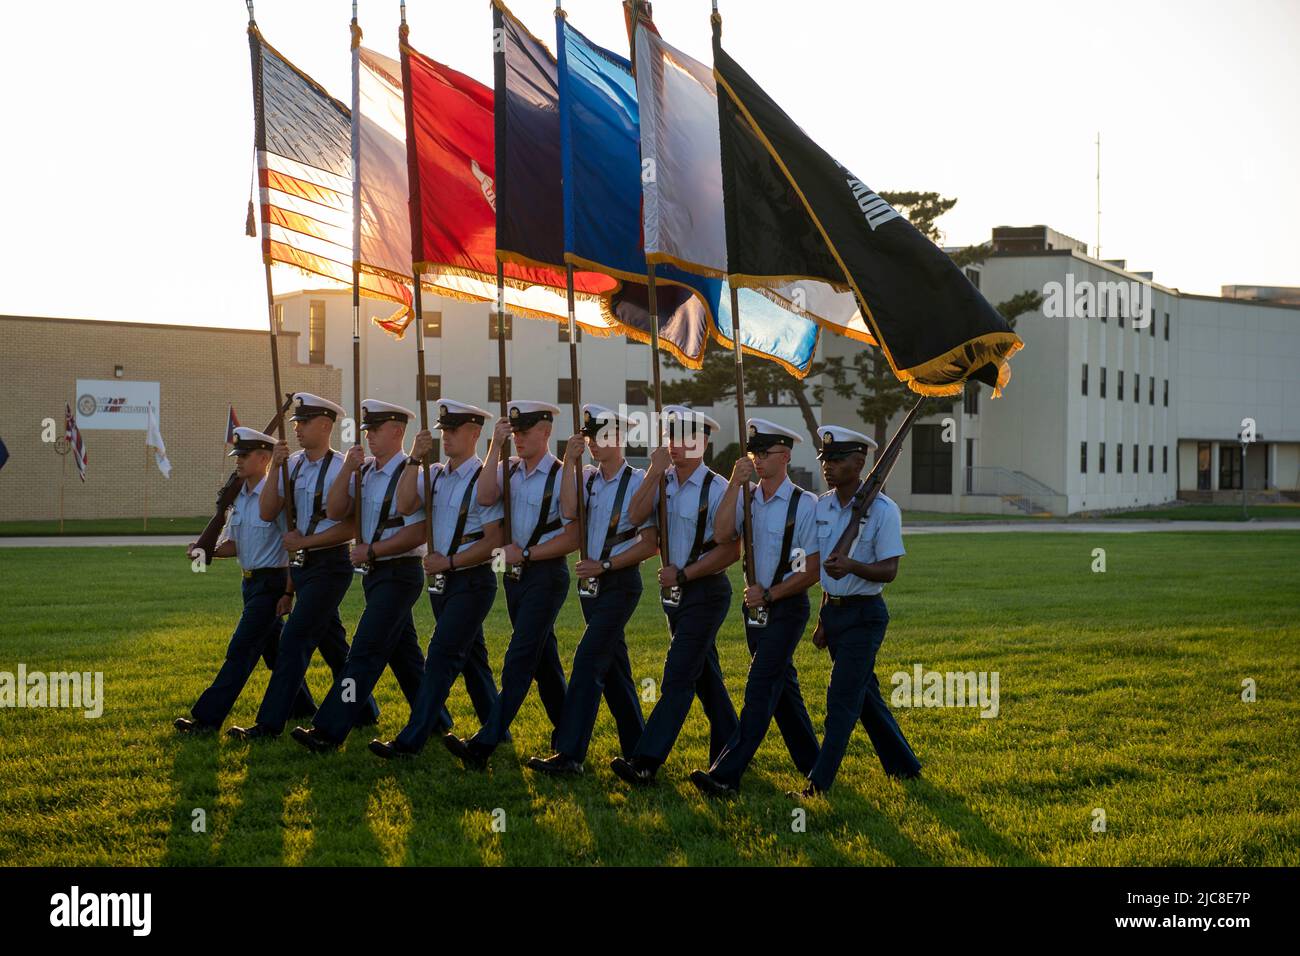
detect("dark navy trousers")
[467,557,569,756]
[254,551,379,732]
[312,558,426,743]
[190,570,314,726]
[631,573,738,769]
[808,596,921,790]
[709,592,820,789]
[395,564,501,753]
[552,565,646,763]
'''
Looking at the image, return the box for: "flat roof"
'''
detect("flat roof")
[0,314,299,335]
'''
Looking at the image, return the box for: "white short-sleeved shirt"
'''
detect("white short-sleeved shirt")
[277,448,345,539]
[815,489,905,596]
[736,476,820,588]
[223,477,289,571]
[643,463,727,570]
[352,452,427,558]
[414,456,503,557]
[496,452,570,548]
[580,462,652,560]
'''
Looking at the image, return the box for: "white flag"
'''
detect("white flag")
[145,403,171,478]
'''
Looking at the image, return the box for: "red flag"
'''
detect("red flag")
[225,405,240,444]
[64,403,87,482]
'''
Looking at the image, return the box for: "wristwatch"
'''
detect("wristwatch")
[675,567,688,586]
[601,559,613,572]
[521,547,532,563]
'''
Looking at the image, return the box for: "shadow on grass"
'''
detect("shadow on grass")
[162,730,223,866]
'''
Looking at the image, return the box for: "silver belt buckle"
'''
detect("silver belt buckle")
[505,563,523,582]
[745,604,770,628]
[290,549,306,568]
[661,585,682,607]
[578,576,600,598]
[428,572,447,594]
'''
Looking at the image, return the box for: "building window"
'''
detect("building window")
[965,438,976,492]
[1080,441,1088,474]
[1150,308,1156,337]
[308,300,326,365]
[558,322,582,343]
[1116,443,1123,474]
[420,374,442,401]
[1118,370,1124,400]
[555,439,568,459]
[1164,313,1170,341]
[1118,312,1124,329]
[1219,445,1243,490]
[1148,444,1154,473]
[1149,377,1155,405]
[626,443,648,459]
[1133,373,1140,403]
[489,312,513,340]
[1163,379,1169,407]
[1163,446,1168,474]
[489,376,512,403]
[1133,443,1139,473]
[1100,367,1107,399]
[1099,442,1106,474]
[964,267,981,290]
[625,380,650,406]
[423,310,442,338]
[963,384,980,415]
[1196,442,1211,490]
[275,303,285,332]
[1081,363,1088,397]
[911,424,952,495]
[558,378,574,406]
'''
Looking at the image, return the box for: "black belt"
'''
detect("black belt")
[299,544,349,565]
[242,567,288,581]
[824,593,881,607]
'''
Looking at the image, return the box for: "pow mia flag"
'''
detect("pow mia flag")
[711,18,1023,397]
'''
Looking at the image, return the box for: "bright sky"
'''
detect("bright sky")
[3,0,1297,329]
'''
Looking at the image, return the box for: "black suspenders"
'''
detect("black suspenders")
[525,461,563,548]
[585,466,638,561]
[448,466,485,554]
[769,489,805,586]
[686,471,717,566]
[289,451,335,536]
[366,463,406,545]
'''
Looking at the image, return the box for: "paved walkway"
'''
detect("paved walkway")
[1,522,1297,548]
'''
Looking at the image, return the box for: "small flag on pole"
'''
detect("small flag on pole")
[64,403,87,482]
[146,403,172,478]
[225,405,240,444]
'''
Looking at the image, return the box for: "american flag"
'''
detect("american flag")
[225,405,240,444]
[64,403,87,482]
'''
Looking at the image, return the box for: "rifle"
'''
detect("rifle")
[190,394,295,565]
[831,396,928,557]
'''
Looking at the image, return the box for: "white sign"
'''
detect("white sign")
[74,380,161,431]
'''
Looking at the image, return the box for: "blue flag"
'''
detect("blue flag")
[556,17,817,377]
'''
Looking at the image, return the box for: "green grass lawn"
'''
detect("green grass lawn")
[1096,504,1300,521]
[1,533,1297,866]
[0,516,210,536]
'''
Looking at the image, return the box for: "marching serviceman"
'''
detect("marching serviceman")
[290,399,429,752]
[228,392,378,740]
[369,400,506,760]
[526,404,657,776]
[689,418,821,797]
[608,405,740,787]
[442,400,576,770]
[793,426,920,798]
[175,428,314,732]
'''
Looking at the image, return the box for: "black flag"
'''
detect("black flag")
[712,24,1023,396]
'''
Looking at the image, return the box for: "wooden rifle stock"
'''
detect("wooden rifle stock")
[831,396,928,557]
[191,395,295,565]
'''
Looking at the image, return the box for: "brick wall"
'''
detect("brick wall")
[0,316,342,522]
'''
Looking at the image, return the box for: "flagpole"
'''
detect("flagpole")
[728,284,758,599]
[248,1,296,533]
[556,1,588,568]
[350,5,367,560]
[398,7,437,583]
[495,261,513,543]
[59,447,66,534]
[143,440,150,531]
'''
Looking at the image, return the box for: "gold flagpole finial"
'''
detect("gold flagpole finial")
[400,0,406,25]
[556,1,566,19]
[246,0,255,25]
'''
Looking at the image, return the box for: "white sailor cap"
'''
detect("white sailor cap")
[435,400,491,430]
[580,403,628,438]
[289,391,346,422]
[360,399,417,430]
[228,426,277,457]
[816,424,878,460]
[507,400,561,430]
[746,417,802,453]
[663,404,719,440]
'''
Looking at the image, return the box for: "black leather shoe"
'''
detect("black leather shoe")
[526,753,583,776]
[369,739,415,760]
[290,726,338,754]
[227,723,281,741]
[689,769,738,798]
[174,717,217,735]
[441,733,487,770]
[609,756,655,787]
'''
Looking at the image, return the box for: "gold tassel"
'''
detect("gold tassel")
[245,199,256,237]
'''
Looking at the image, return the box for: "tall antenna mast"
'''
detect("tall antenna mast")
[1095,131,1101,260]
